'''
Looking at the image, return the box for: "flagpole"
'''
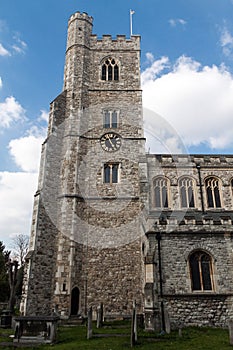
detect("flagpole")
[130,10,135,36]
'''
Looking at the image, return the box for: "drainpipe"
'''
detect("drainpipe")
[156,231,166,333]
[196,163,205,214]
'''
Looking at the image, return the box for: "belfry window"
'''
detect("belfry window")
[104,163,119,184]
[101,58,119,81]
[104,110,118,128]
[205,177,221,208]
[189,251,213,291]
[154,177,168,208]
[179,177,195,208]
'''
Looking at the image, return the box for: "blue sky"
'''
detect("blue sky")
[1,0,233,248]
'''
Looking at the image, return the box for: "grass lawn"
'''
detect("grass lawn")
[0,321,232,349]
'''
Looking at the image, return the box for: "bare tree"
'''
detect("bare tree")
[11,234,29,266]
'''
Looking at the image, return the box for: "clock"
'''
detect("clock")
[100,132,121,152]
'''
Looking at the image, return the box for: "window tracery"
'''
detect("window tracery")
[153,177,168,208]
[205,177,221,208]
[101,58,119,81]
[179,177,195,208]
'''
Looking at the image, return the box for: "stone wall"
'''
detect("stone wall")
[147,154,233,212]
[165,294,231,328]
[144,154,233,329]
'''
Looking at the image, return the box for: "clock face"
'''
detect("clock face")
[100,132,121,152]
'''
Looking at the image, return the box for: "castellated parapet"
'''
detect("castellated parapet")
[66,11,140,51]
[69,11,93,24]
[64,11,141,94]
[89,34,141,51]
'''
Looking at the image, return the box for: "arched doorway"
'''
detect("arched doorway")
[71,287,80,315]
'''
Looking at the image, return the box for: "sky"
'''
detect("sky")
[1,0,233,249]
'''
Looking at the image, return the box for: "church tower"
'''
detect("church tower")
[21,12,146,318]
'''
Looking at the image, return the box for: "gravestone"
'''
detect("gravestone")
[164,308,171,334]
[87,307,93,339]
[13,316,59,344]
[131,301,137,347]
[96,303,103,328]
[228,320,233,345]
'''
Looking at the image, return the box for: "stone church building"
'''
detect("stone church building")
[21,11,233,331]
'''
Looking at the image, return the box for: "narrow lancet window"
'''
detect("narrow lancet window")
[205,177,221,208]
[154,177,168,208]
[189,251,213,291]
[179,177,195,208]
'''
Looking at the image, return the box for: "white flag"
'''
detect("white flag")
[130,10,135,15]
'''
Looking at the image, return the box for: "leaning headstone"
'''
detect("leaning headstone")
[97,303,103,328]
[131,301,137,347]
[87,307,93,339]
[228,320,233,345]
[133,300,137,342]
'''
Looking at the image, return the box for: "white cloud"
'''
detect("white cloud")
[12,40,27,54]
[0,107,47,248]
[0,42,10,56]
[0,117,46,247]
[141,56,169,85]
[145,52,154,64]
[12,45,24,54]
[0,96,26,128]
[8,127,46,172]
[38,109,49,123]
[0,171,37,248]
[0,25,27,56]
[12,35,27,54]
[0,77,2,89]
[142,55,233,153]
[169,18,187,27]
[220,27,233,57]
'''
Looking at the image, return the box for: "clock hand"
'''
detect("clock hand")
[106,135,115,148]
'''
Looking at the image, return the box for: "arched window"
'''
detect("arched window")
[205,177,221,208]
[179,177,195,208]
[153,177,168,208]
[189,251,213,291]
[104,163,119,184]
[101,58,119,81]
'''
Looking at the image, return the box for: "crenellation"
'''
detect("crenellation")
[89,35,140,51]
[150,153,233,167]
[68,11,93,26]
[117,34,126,40]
